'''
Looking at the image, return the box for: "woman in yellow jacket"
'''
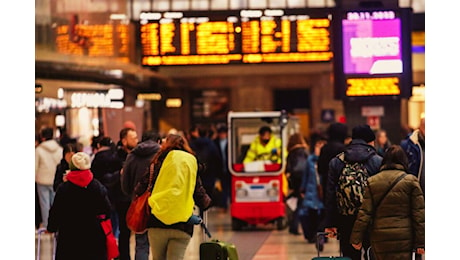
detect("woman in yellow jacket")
[146,134,211,260]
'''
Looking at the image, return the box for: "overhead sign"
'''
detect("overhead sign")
[321,109,335,122]
[361,106,384,117]
[140,9,333,66]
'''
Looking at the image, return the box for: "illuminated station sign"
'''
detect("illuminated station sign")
[139,9,333,65]
[333,8,413,98]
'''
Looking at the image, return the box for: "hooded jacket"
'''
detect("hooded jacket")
[324,139,383,227]
[48,169,112,260]
[350,165,425,259]
[121,139,160,197]
[35,139,63,185]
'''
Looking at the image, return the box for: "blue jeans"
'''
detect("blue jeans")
[36,184,55,228]
[135,232,150,260]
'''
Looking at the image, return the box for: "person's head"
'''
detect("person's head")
[142,130,161,143]
[351,124,376,145]
[119,127,138,152]
[419,117,425,137]
[287,133,308,152]
[62,142,83,164]
[98,136,114,149]
[327,123,348,143]
[375,129,389,146]
[40,127,54,141]
[69,152,92,171]
[380,145,409,171]
[160,134,193,153]
[258,126,272,145]
[189,125,200,139]
[217,125,228,140]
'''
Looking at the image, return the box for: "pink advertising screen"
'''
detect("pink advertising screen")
[342,11,402,75]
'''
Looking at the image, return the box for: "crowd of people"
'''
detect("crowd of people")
[35,122,229,260]
[35,117,425,260]
[284,119,425,260]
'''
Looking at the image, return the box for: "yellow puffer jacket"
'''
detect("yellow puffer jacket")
[243,136,282,163]
[148,150,198,225]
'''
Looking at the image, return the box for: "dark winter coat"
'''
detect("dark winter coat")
[91,147,124,206]
[317,140,346,201]
[121,140,160,198]
[47,171,112,260]
[286,146,309,198]
[190,137,222,194]
[324,139,383,227]
[400,130,425,195]
[53,159,69,192]
[350,165,425,260]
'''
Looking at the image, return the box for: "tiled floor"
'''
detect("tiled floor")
[35,208,341,260]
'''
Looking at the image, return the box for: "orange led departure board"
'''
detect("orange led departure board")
[140,9,333,66]
[55,23,130,62]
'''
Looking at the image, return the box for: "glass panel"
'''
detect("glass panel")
[325,0,335,7]
[268,0,286,9]
[211,0,229,10]
[248,0,267,9]
[132,0,151,20]
[412,0,425,13]
[230,0,248,10]
[398,0,411,8]
[229,117,284,174]
[153,0,170,11]
[172,0,190,10]
[308,0,326,8]
[287,0,306,8]
[191,0,209,10]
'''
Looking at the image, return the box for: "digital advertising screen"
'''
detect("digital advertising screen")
[139,9,333,66]
[333,8,413,99]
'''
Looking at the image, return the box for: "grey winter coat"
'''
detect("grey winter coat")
[350,165,425,260]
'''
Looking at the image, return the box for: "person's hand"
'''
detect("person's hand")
[63,175,68,182]
[416,248,425,255]
[325,227,337,238]
[352,242,362,250]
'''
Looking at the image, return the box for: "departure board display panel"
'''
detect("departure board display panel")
[332,8,412,98]
[55,23,130,62]
[140,9,333,66]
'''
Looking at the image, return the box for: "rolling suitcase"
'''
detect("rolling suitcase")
[199,211,239,260]
[36,227,56,260]
[312,232,351,260]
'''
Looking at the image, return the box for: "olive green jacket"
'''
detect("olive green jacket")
[350,165,425,259]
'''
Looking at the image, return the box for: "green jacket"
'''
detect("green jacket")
[350,165,425,259]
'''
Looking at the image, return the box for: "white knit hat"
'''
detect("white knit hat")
[70,152,91,171]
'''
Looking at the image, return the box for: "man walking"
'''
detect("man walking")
[122,130,161,260]
[323,124,382,260]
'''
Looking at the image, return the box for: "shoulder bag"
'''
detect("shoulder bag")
[126,163,155,234]
[97,215,119,260]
